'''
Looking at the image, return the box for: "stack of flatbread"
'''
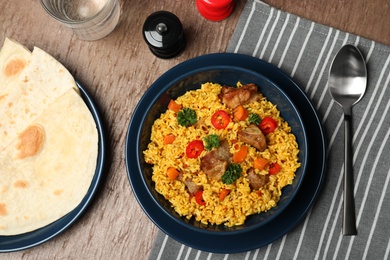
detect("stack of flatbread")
[0,38,98,236]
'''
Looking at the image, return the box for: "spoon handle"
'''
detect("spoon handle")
[343,114,357,235]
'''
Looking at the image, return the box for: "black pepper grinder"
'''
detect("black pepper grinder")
[143,11,186,59]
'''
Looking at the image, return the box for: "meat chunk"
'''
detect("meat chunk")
[200,140,231,180]
[177,173,202,195]
[247,168,269,190]
[218,83,263,109]
[237,124,267,151]
[212,139,231,161]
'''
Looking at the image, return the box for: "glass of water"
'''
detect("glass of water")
[39,0,121,41]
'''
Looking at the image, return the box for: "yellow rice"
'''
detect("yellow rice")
[144,82,300,227]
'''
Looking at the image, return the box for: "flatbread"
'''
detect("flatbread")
[0,38,31,107]
[0,89,98,235]
[0,43,79,151]
[0,39,98,236]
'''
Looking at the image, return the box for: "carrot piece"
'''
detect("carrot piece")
[168,99,182,113]
[233,105,249,121]
[219,188,230,201]
[164,134,176,144]
[254,157,269,170]
[167,167,180,180]
[233,145,248,163]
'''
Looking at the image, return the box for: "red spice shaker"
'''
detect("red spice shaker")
[196,0,234,21]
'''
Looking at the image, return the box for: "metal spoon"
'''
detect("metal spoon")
[328,44,367,236]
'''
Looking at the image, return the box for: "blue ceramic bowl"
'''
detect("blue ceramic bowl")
[126,62,308,236]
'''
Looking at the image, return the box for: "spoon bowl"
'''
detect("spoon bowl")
[328,44,367,235]
[329,45,367,114]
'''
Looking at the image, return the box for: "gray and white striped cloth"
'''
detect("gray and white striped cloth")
[148,0,390,259]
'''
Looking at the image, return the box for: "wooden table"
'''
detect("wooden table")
[1,0,389,259]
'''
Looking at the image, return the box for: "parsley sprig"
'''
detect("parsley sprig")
[248,113,261,125]
[203,134,220,151]
[177,108,197,127]
[221,163,242,185]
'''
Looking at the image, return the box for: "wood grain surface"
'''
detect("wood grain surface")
[1,0,389,259]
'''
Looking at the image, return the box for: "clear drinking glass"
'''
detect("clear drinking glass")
[39,0,120,41]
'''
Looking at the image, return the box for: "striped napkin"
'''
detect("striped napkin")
[148,0,390,259]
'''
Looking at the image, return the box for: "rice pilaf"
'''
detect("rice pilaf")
[144,82,300,227]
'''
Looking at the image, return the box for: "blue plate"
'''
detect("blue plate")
[0,82,106,252]
[125,53,327,253]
